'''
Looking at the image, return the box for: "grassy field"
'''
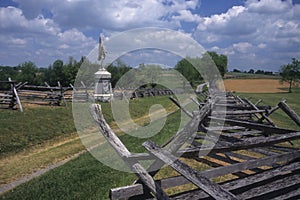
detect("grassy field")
[0,96,180,187]
[1,88,299,199]
[0,105,76,158]
[1,104,183,199]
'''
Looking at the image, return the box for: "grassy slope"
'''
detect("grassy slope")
[0,105,76,158]
[1,107,182,200]
[1,90,299,199]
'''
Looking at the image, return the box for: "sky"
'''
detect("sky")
[0,0,299,71]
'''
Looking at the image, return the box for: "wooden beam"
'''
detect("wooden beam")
[143,140,239,200]
[169,96,193,118]
[181,132,300,155]
[169,161,300,200]
[110,161,300,199]
[244,98,275,126]
[209,117,296,134]
[278,101,300,126]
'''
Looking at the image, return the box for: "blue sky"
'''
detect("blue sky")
[0,0,299,71]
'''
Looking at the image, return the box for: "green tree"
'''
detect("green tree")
[280,58,300,93]
[208,51,228,77]
[16,61,38,84]
[175,58,201,87]
[248,69,255,74]
[107,59,132,88]
[0,66,18,81]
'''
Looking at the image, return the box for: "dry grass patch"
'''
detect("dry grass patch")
[224,79,290,93]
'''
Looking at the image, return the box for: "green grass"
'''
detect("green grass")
[0,104,76,158]
[1,107,182,200]
[1,152,137,200]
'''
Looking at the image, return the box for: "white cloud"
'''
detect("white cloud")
[0,6,95,66]
[194,0,300,70]
[246,0,292,14]
[172,10,201,22]
[258,43,266,49]
[1,0,298,71]
[233,42,253,53]
[13,0,201,31]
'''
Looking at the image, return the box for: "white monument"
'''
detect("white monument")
[94,35,113,102]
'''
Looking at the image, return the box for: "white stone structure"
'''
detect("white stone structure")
[94,35,113,102]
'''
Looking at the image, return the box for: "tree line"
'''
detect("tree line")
[1,51,228,89]
[0,56,85,87]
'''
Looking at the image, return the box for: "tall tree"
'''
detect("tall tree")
[280,58,300,93]
[16,61,38,84]
[208,51,228,77]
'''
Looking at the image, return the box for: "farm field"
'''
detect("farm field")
[1,87,299,199]
[224,78,290,93]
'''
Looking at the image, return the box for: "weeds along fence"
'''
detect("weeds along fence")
[89,91,300,200]
[0,80,23,112]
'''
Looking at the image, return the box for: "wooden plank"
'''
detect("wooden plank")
[128,132,300,161]
[272,187,300,200]
[223,130,262,137]
[193,151,300,179]
[244,98,275,126]
[204,126,245,131]
[0,94,13,98]
[237,173,300,199]
[110,184,143,200]
[9,78,23,112]
[209,117,296,134]
[110,159,300,199]
[278,101,300,126]
[169,96,193,118]
[169,161,300,200]
[212,110,266,115]
[182,132,300,155]
[143,141,239,200]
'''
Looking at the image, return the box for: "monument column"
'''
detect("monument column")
[94,35,113,102]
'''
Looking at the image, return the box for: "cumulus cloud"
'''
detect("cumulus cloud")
[195,0,300,70]
[13,0,201,31]
[0,0,299,71]
[0,6,95,66]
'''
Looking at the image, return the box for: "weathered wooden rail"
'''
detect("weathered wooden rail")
[113,88,188,101]
[17,83,66,106]
[0,80,23,111]
[89,91,300,199]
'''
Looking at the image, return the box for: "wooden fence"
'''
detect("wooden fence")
[0,80,23,111]
[89,91,300,200]
[113,88,188,100]
[15,82,73,106]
